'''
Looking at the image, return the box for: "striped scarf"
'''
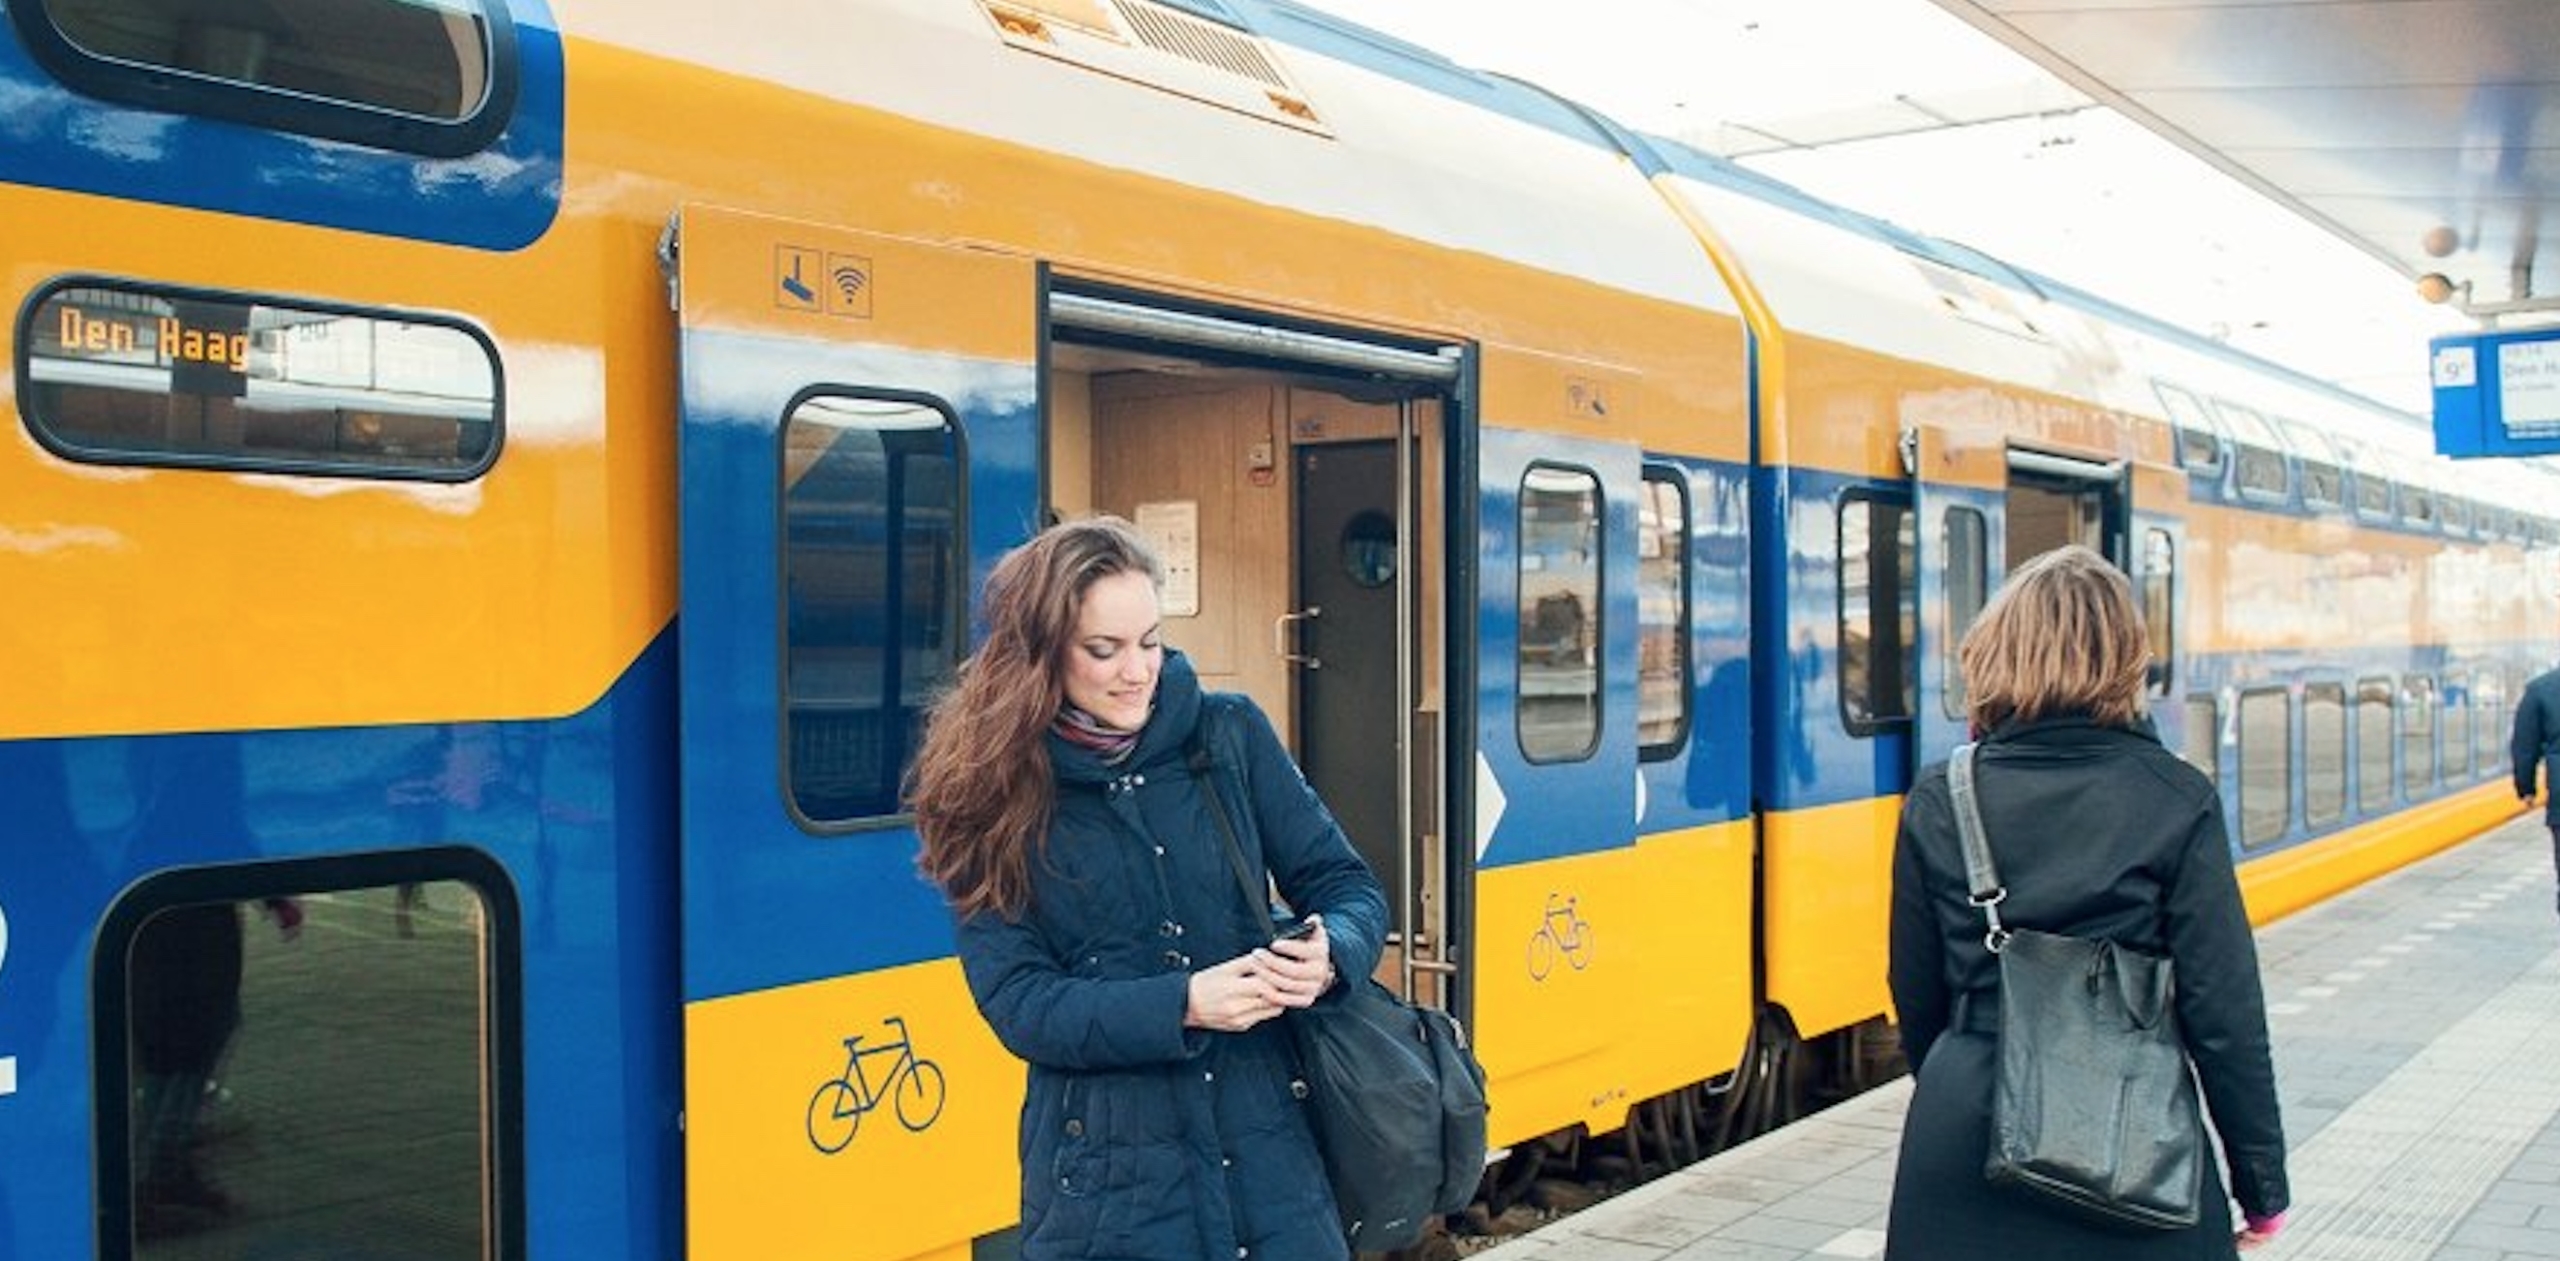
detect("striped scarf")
[1053,704,1143,765]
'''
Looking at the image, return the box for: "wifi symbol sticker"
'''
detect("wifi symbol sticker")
[824,253,874,319]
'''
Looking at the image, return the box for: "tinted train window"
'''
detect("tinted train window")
[2480,669,2509,774]
[16,0,516,157]
[2153,382,2223,475]
[2141,530,2174,697]
[1518,464,1601,763]
[99,852,517,1261]
[2304,683,2346,827]
[1940,507,1988,720]
[2214,401,2291,501]
[2401,675,2437,794]
[2401,486,2439,531]
[2352,471,2394,521]
[2444,675,2474,779]
[2182,693,2218,784]
[2357,678,2395,813]
[19,280,499,480]
[1839,492,1916,733]
[1635,468,1690,758]
[781,394,964,825]
[2237,688,2290,848]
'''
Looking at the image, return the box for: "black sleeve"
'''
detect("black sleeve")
[1887,775,1952,1073]
[2163,791,2290,1219]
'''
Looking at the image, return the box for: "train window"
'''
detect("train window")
[1838,493,1916,733]
[2401,675,2438,795]
[2356,678,2395,813]
[1518,464,1602,763]
[97,849,518,1261]
[2480,669,2509,774]
[2212,401,2291,502]
[2444,676,2475,779]
[2152,382,2224,476]
[2304,683,2346,828]
[2181,694,2218,784]
[2140,530,2174,697]
[1940,507,1989,719]
[2400,484,2439,531]
[19,280,500,480]
[780,393,965,826]
[2278,420,2344,510]
[2236,688,2291,849]
[13,0,517,158]
[1635,469,1691,759]
[2442,496,2476,539]
[2335,436,2394,521]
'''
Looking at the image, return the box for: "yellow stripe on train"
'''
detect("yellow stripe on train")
[682,959,1020,1261]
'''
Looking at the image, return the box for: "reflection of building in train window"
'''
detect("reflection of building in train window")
[1518,464,1601,763]
[1837,492,1915,732]
[1636,469,1689,756]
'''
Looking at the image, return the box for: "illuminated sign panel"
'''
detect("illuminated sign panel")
[2432,325,2560,457]
[16,279,501,480]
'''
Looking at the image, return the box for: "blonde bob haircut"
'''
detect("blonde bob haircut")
[1957,544,2150,731]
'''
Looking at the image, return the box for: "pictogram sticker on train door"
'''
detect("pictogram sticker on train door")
[669,204,1036,1261]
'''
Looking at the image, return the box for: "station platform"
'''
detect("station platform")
[1472,812,2560,1261]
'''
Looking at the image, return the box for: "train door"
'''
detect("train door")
[2007,448,2128,568]
[668,204,1038,1261]
[1294,439,1401,917]
[1905,425,2001,767]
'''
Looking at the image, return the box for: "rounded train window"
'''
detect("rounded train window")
[1340,510,1396,589]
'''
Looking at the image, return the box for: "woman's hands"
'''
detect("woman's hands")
[1183,915,1338,1031]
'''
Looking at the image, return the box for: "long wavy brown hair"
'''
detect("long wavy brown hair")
[1958,544,2151,731]
[910,516,1165,919]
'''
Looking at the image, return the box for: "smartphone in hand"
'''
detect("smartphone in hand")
[1273,917,1319,943]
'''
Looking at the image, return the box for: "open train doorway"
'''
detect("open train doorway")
[1045,287,1466,1005]
[2006,448,2127,572]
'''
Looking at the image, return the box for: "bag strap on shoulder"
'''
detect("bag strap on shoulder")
[1189,697,1277,942]
[1948,742,2012,953]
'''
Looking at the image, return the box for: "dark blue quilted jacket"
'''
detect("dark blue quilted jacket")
[955,650,1389,1261]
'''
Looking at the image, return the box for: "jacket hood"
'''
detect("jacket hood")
[1046,647,1203,785]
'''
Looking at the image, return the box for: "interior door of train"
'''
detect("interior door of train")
[668,204,1035,1261]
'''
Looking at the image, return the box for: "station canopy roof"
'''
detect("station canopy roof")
[1925,0,2560,323]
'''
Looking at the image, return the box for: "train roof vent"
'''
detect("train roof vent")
[1912,259,2045,342]
[980,0,1329,135]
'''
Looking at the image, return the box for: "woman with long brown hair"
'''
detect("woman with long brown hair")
[910,515,1387,1261]
[1884,545,2290,1258]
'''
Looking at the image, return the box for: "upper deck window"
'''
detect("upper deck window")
[2211,400,2292,501]
[2152,382,2224,476]
[19,279,500,481]
[14,0,517,157]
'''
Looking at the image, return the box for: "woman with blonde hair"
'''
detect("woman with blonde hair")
[1883,545,2290,1258]
[910,516,1386,1261]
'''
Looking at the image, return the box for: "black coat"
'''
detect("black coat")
[955,650,1390,1261]
[1884,718,2289,1260]
[2511,666,2560,822]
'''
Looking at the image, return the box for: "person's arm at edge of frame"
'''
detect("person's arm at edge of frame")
[2158,773,2291,1247]
[1885,767,1952,1075]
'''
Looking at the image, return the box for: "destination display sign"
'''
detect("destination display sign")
[2432,324,2560,457]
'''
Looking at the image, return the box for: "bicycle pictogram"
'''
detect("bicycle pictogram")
[1526,891,1593,981]
[805,1015,948,1154]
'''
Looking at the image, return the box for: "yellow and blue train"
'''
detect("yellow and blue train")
[2,1,2550,1258]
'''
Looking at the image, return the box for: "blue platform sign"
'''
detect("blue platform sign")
[2434,325,2560,457]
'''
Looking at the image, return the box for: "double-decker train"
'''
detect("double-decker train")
[1,1,2549,1259]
